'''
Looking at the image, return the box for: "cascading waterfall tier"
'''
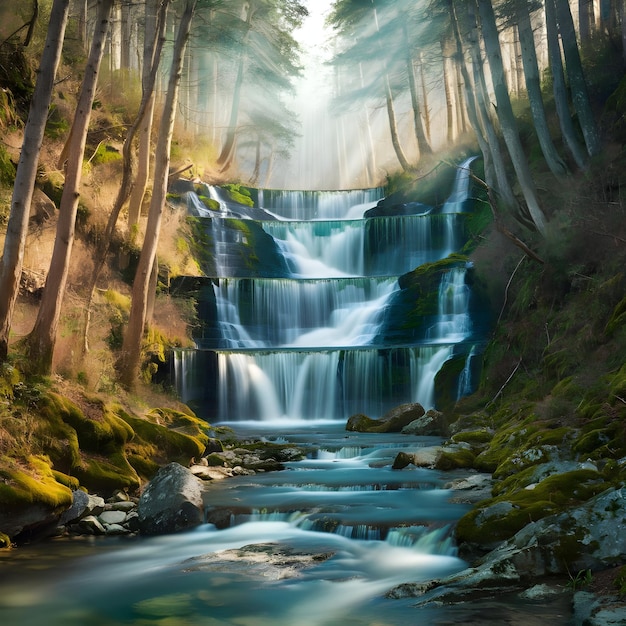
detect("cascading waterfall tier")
[173,157,488,422]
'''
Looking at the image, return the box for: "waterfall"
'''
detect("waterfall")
[173,159,485,421]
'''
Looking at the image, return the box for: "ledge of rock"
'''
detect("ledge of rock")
[138,462,205,535]
[346,403,426,433]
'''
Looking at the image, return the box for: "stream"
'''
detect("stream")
[0,422,573,625]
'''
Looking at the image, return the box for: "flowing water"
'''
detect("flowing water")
[0,161,572,623]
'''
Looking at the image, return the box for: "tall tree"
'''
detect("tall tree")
[0,0,70,362]
[513,0,568,177]
[544,0,588,169]
[477,0,548,235]
[118,0,197,389]
[553,0,601,157]
[26,0,114,374]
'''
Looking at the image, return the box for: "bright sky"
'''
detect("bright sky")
[298,0,334,53]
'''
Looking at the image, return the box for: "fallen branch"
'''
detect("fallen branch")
[487,357,523,407]
[497,255,525,325]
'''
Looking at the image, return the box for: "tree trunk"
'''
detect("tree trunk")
[403,22,432,156]
[127,0,162,229]
[216,6,252,170]
[516,1,568,177]
[449,0,494,189]
[545,0,588,169]
[26,0,113,374]
[118,0,197,389]
[579,0,594,44]
[441,37,456,143]
[418,52,431,143]
[477,0,548,236]
[553,0,601,156]
[384,74,412,172]
[0,0,70,362]
[82,0,170,355]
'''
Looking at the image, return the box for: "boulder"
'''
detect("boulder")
[401,408,448,436]
[375,403,426,433]
[138,463,205,535]
[58,489,91,525]
[345,413,380,432]
[392,451,415,470]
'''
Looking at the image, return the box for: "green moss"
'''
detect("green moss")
[435,447,476,470]
[0,456,72,511]
[197,195,220,211]
[0,143,15,186]
[72,452,140,493]
[223,184,254,207]
[51,470,80,491]
[90,143,121,165]
[456,469,608,547]
[451,429,493,445]
[116,410,205,467]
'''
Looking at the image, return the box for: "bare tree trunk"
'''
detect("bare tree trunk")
[127,0,161,229]
[217,5,252,170]
[554,0,601,156]
[465,1,518,211]
[82,0,169,355]
[403,22,432,157]
[384,74,412,172]
[0,0,70,362]
[418,52,431,143]
[579,0,594,44]
[477,0,548,236]
[545,0,588,169]
[441,37,456,143]
[449,0,494,188]
[27,0,113,374]
[118,0,197,389]
[516,1,568,177]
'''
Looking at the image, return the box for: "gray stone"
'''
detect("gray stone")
[58,489,91,525]
[103,523,129,535]
[401,409,448,436]
[98,510,128,525]
[138,462,205,535]
[73,515,106,535]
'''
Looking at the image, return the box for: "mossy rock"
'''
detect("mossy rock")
[71,452,140,494]
[116,409,205,467]
[435,447,476,470]
[147,407,210,447]
[0,456,72,511]
[456,469,608,547]
[451,429,493,446]
[346,414,380,432]
[52,394,134,453]
[0,533,10,549]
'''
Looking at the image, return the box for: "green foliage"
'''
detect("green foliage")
[566,568,593,592]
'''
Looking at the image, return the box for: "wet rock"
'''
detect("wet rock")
[72,515,106,535]
[401,408,448,436]
[377,403,426,432]
[346,403,426,433]
[58,489,91,525]
[346,413,379,432]
[190,464,233,480]
[392,451,415,469]
[138,462,205,535]
[99,510,127,525]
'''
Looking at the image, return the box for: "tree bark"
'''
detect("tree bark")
[553,0,601,157]
[544,0,588,169]
[403,21,432,157]
[26,0,113,374]
[384,73,412,172]
[0,0,70,362]
[477,0,548,236]
[82,0,170,355]
[216,5,252,170]
[465,0,518,212]
[118,0,197,389]
[516,1,568,177]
